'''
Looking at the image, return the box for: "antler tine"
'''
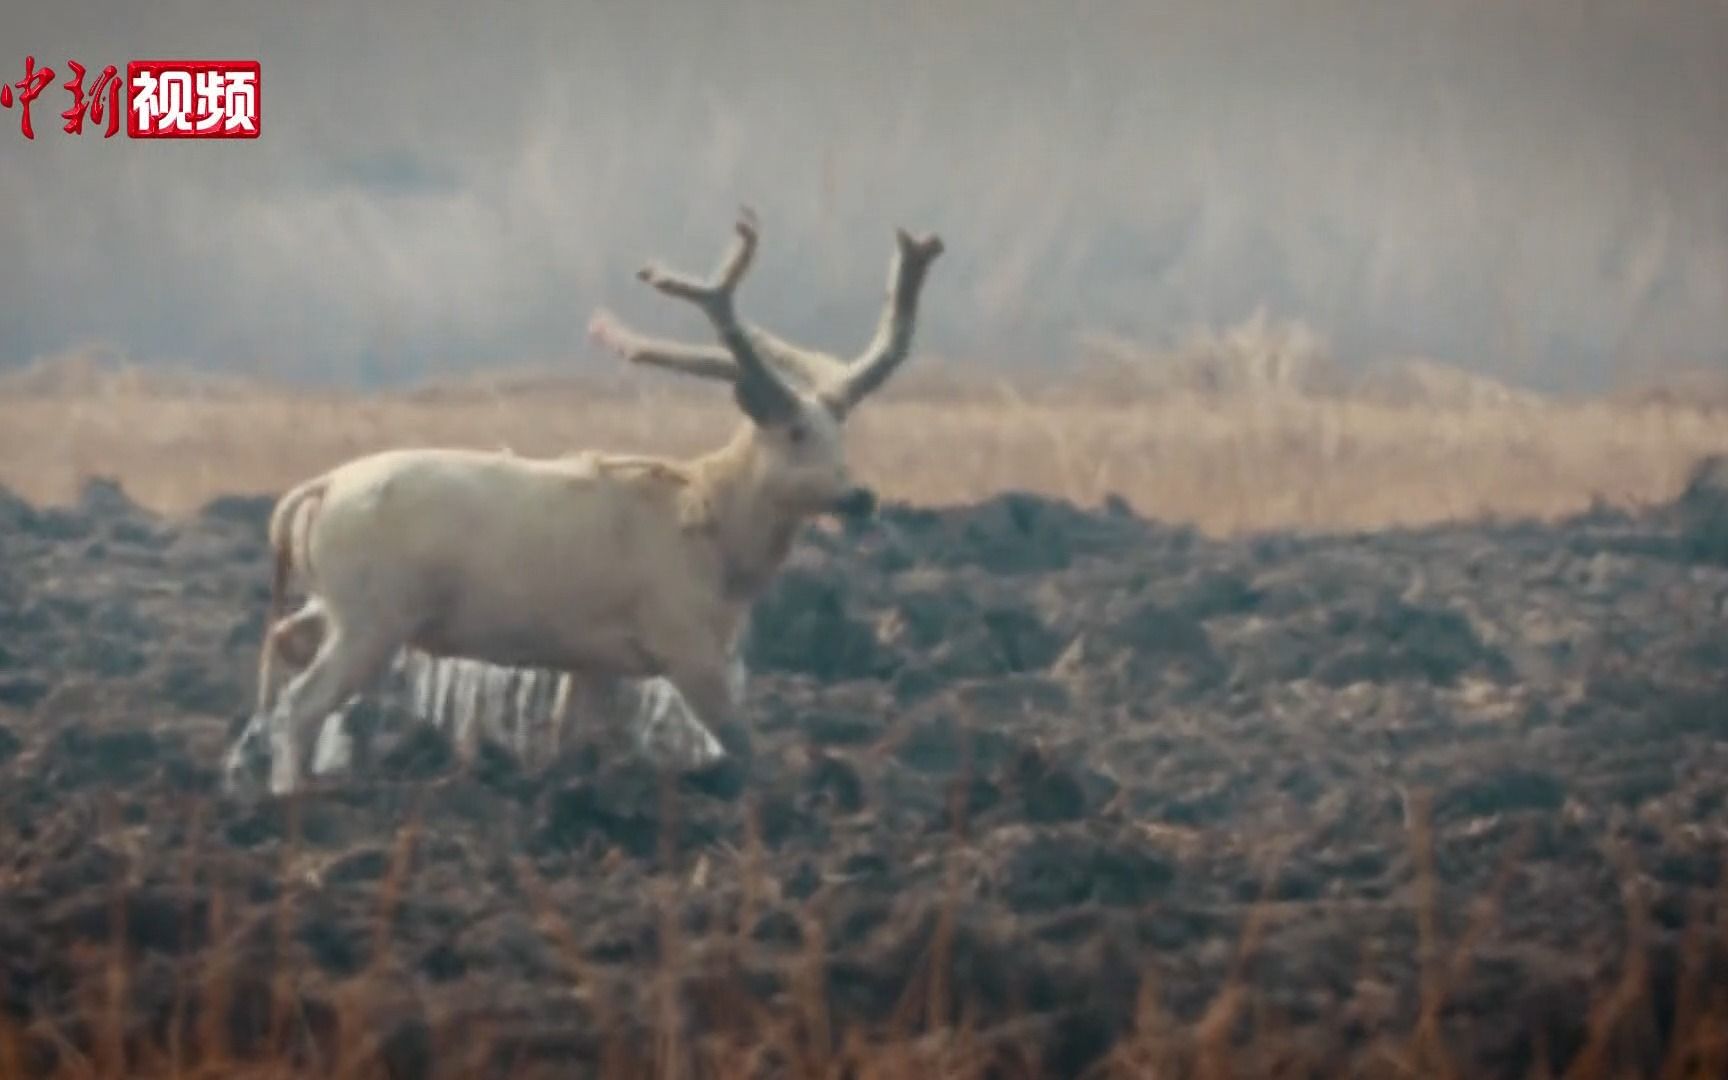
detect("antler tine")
[589,308,852,390]
[829,226,945,412]
[715,205,760,291]
[632,208,798,423]
[636,206,759,309]
[587,309,739,381]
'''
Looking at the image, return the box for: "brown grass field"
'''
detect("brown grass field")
[2,356,1726,536]
[3,351,1728,1078]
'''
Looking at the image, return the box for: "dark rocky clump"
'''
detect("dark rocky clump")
[1675,452,1728,564]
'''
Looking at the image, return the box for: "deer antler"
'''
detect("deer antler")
[824,229,945,414]
[632,208,799,425]
[590,220,943,413]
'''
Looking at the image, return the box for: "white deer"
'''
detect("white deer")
[228,209,943,797]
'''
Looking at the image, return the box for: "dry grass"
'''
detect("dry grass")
[2,360,1725,536]
[2,784,1724,1079]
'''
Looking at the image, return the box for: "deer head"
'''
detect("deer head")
[592,208,944,520]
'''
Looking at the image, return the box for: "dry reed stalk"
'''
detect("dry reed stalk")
[1559,840,1655,1080]
[165,799,207,1078]
[265,795,303,1058]
[1193,853,1281,1080]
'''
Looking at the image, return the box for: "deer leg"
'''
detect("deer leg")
[663,658,751,771]
[255,599,326,718]
[631,676,727,771]
[267,622,397,796]
[226,600,329,796]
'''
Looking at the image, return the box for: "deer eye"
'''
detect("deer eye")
[787,422,808,445]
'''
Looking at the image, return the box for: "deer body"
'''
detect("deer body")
[293,447,742,671]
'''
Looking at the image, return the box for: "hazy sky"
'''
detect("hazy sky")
[2,0,1724,391]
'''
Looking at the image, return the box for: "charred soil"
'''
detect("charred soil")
[1,478,1726,1077]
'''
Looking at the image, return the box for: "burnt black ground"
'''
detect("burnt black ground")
[1,477,1726,1076]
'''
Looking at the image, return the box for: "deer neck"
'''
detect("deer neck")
[690,427,806,602]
